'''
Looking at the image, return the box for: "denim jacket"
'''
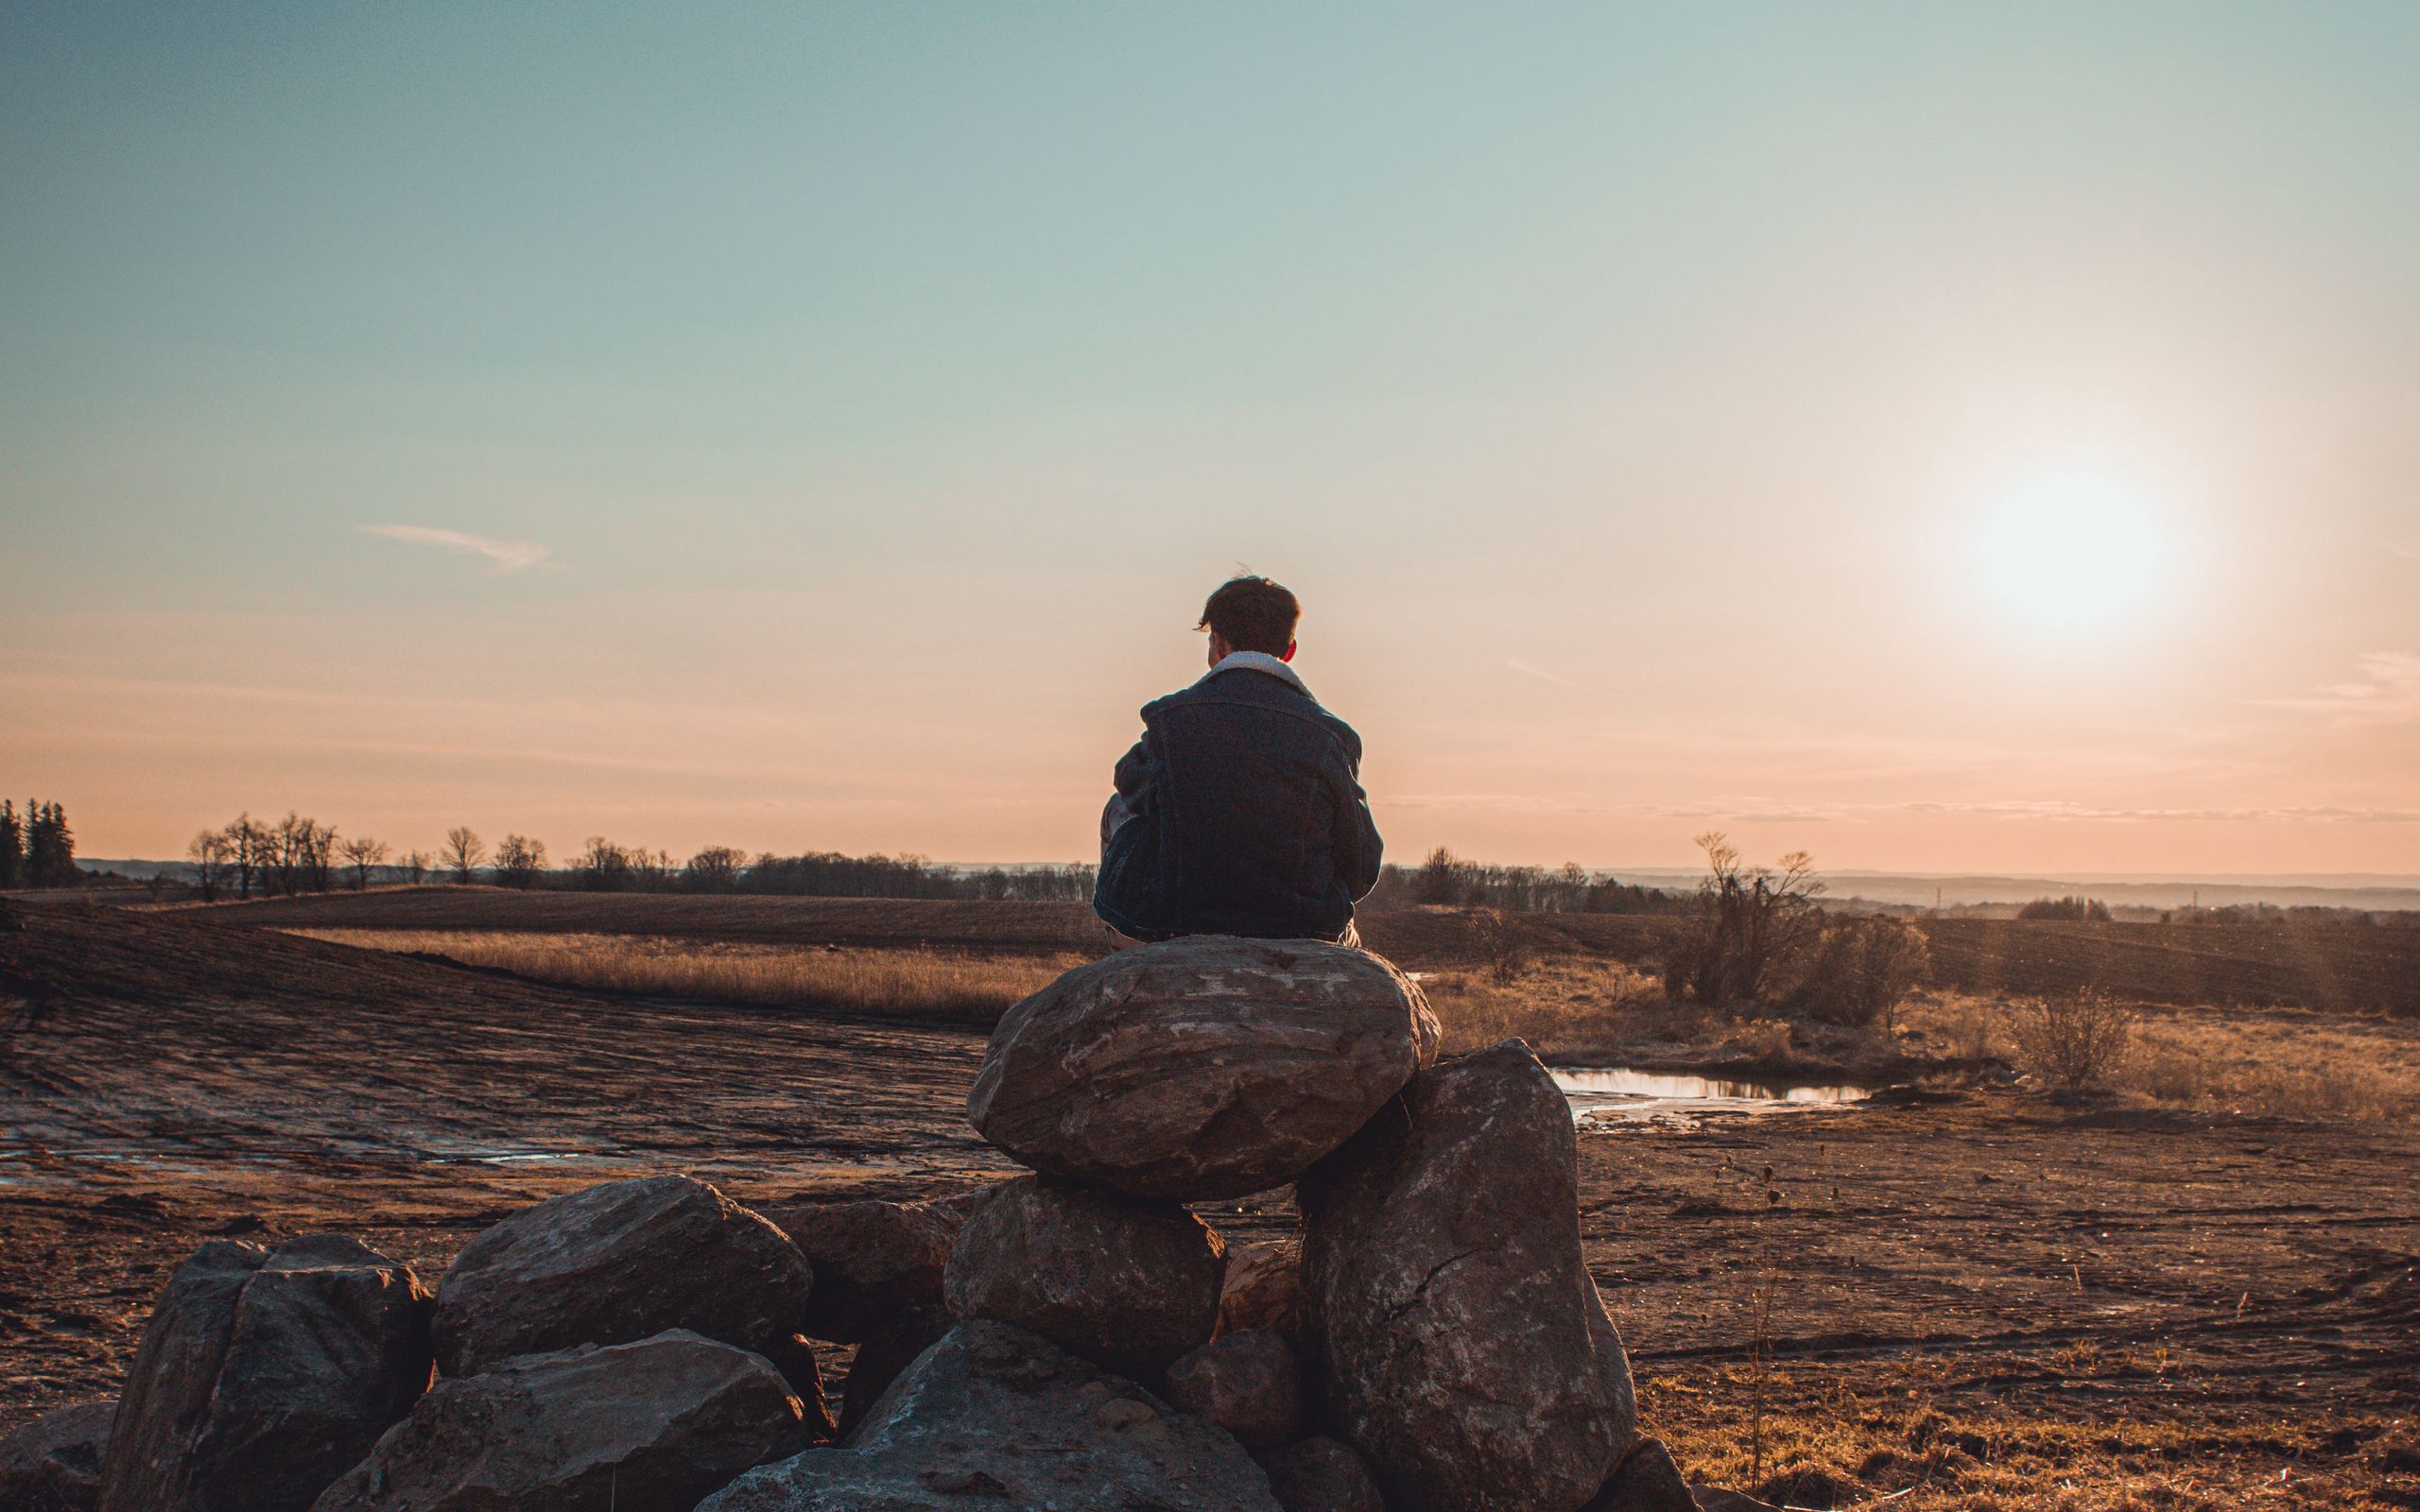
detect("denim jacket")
[1094,654,1383,942]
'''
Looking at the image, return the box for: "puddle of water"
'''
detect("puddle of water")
[470,1151,596,1165]
[1552,1068,1871,1121]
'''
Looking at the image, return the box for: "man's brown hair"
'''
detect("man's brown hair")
[1198,576,1300,656]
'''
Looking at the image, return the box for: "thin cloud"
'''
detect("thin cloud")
[358,524,553,573]
[1505,658,1596,694]
[2266,651,2420,727]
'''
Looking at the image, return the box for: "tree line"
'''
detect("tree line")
[0,800,80,889]
[1359,848,1686,915]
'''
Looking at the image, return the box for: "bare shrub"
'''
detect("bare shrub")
[2011,990,2136,1090]
[1468,907,1530,985]
[1665,834,1824,1005]
[1792,916,1931,1028]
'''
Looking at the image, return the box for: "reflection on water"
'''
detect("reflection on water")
[1552,1067,1870,1120]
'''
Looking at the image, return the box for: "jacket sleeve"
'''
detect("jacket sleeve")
[1113,735,1154,802]
[1331,744,1384,902]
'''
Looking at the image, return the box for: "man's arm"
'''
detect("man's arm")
[1113,736,1154,800]
[1332,749,1384,902]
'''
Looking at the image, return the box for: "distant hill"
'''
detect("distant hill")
[1599,868,2420,913]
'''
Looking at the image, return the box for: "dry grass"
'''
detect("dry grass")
[287,929,1082,1023]
[1903,990,2420,1121]
[1643,1352,2412,1510]
[1419,957,1685,1058]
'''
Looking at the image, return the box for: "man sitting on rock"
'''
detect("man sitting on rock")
[1095,575,1383,948]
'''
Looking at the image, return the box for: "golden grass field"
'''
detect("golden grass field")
[293,925,2420,1124]
[287,927,1086,1023]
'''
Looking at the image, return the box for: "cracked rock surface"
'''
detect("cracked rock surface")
[1299,1040,1637,1512]
[700,1320,1281,1512]
[967,936,1440,1201]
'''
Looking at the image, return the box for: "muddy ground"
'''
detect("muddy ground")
[3,901,2414,1506]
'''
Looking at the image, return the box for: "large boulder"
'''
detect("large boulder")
[700,1320,1281,1511]
[0,1400,113,1512]
[310,1330,815,1512]
[100,1234,433,1512]
[756,1197,959,1343]
[1254,1436,1386,1512]
[967,936,1441,1200]
[1167,1328,1304,1451]
[1299,1040,1638,1512]
[942,1175,1224,1381]
[433,1176,815,1387]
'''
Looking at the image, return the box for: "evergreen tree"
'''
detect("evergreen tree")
[26,800,79,887]
[0,800,22,888]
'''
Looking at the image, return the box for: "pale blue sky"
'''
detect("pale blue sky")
[5,4,2416,869]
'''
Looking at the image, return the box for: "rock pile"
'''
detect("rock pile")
[3,933,1722,1512]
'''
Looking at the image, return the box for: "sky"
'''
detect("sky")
[4,3,2416,875]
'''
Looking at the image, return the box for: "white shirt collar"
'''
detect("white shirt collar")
[1202,649,1310,696]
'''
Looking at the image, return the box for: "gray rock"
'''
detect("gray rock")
[968,936,1441,1200]
[100,1234,433,1512]
[756,1197,959,1343]
[309,1330,815,1512]
[1167,1328,1303,1451]
[942,1175,1224,1381]
[1584,1438,1696,1512]
[700,1320,1281,1511]
[1253,1435,1386,1512]
[0,1400,113,1512]
[432,1176,815,1389]
[836,1302,951,1439]
[1299,1040,1638,1512]
[1218,1237,1304,1339]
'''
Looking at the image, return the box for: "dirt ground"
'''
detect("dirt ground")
[3,901,2414,1508]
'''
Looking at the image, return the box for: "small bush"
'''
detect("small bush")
[2011,990,2136,1090]
[1791,917,1931,1027]
[1467,907,1530,986]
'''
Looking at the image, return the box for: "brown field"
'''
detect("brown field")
[6,895,2418,1508]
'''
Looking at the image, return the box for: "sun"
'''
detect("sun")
[1980,473,2163,629]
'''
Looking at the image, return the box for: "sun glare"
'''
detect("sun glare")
[1981,473,2163,629]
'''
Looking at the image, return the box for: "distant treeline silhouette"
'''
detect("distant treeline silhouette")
[2016,894,2115,921]
[1359,847,1686,915]
[0,800,80,889]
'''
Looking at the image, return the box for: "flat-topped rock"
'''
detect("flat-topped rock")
[968,936,1441,1201]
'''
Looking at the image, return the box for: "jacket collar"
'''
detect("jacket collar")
[1199,649,1311,698]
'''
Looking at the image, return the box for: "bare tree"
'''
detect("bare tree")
[221,813,268,900]
[683,846,746,893]
[186,830,229,902]
[402,850,429,885]
[493,833,547,889]
[1665,833,1826,1005]
[339,836,389,891]
[442,827,485,885]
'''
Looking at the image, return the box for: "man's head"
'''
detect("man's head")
[1198,575,1300,664]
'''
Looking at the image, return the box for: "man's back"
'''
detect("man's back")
[1097,651,1382,942]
